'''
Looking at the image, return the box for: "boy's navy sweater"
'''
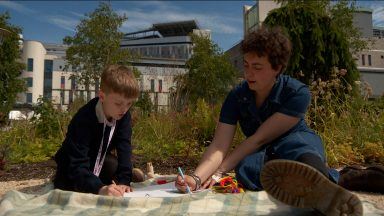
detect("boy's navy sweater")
[54,97,133,194]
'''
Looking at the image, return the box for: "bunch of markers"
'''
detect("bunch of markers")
[212,176,244,193]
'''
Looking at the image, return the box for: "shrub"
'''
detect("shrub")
[307,68,384,167]
[31,97,70,139]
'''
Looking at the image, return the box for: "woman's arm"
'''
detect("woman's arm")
[175,122,236,192]
[193,122,237,182]
[217,112,300,174]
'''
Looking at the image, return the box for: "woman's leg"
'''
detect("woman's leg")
[297,152,329,177]
[272,130,339,182]
[235,148,267,190]
[260,132,362,215]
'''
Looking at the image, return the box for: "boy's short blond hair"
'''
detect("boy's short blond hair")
[100,65,140,99]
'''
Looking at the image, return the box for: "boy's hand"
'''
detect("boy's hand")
[117,184,132,193]
[175,174,196,192]
[98,184,127,197]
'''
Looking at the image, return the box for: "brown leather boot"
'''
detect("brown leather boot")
[261,159,363,216]
[132,168,145,182]
[338,164,384,194]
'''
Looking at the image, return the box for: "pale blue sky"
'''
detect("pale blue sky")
[1,1,383,51]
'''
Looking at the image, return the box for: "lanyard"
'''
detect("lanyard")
[93,119,116,177]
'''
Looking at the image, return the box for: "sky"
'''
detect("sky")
[1,1,384,51]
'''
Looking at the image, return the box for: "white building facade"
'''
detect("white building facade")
[353,9,384,98]
[121,20,210,110]
[227,2,384,98]
[18,41,96,109]
[17,20,210,110]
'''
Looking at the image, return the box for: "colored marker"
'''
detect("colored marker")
[178,167,192,194]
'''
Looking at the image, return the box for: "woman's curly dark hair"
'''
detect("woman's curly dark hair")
[241,26,292,74]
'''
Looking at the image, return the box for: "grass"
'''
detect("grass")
[0,74,383,169]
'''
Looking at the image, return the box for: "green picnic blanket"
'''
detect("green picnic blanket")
[0,175,383,215]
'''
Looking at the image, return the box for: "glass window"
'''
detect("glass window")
[27,58,33,72]
[150,79,155,92]
[158,80,162,93]
[69,90,73,104]
[362,54,365,66]
[71,77,76,90]
[43,60,53,99]
[60,90,65,105]
[44,60,53,77]
[368,55,372,66]
[26,77,33,87]
[46,92,52,100]
[95,79,100,93]
[61,76,65,89]
[26,93,32,103]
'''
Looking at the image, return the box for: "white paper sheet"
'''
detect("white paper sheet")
[124,181,186,198]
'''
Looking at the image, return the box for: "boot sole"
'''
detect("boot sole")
[260,159,363,216]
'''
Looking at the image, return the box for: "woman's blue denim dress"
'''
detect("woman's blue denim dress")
[219,75,339,190]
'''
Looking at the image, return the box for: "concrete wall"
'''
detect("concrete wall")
[134,65,187,108]
[359,68,384,98]
[356,38,384,98]
[20,41,46,103]
[353,10,373,38]
[258,1,280,23]
[17,40,97,110]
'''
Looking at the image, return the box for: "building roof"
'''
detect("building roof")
[123,20,199,40]
[373,26,384,31]
[355,7,373,14]
[153,20,198,37]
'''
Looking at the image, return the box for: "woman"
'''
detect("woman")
[176,26,362,216]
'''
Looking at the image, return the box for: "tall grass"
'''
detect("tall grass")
[306,68,384,166]
[0,76,383,168]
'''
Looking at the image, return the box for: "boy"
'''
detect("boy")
[176,27,363,215]
[54,65,139,197]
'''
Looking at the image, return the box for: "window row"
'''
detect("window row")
[150,79,163,93]
[128,45,192,60]
[361,54,372,66]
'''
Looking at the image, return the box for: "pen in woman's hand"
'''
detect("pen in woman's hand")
[177,167,192,194]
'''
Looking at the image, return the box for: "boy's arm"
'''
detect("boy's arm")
[113,112,133,186]
[65,115,105,194]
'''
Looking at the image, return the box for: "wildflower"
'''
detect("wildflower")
[339,69,347,76]
[347,84,352,91]
[325,93,332,100]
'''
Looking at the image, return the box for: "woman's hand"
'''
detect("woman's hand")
[202,172,222,189]
[175,174,196,193]
[201,178,216,189]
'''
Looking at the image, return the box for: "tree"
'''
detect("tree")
[174,34,238,109]
[63,3,132,100]
[265,0,364,85]
[0,12,25,124]
[135,91,153,116]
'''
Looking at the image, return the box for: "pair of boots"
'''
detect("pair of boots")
[261,160,364,216]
